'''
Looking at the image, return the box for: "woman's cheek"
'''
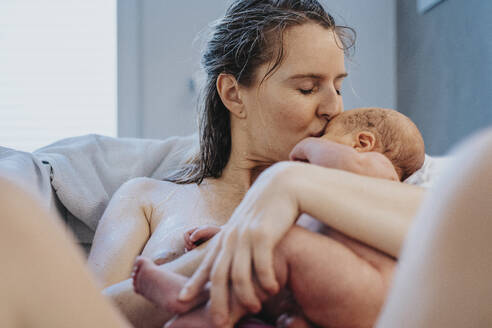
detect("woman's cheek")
[290,98,318,128]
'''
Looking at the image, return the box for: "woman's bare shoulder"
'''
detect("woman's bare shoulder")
[114,177,187,221]
[118,177,182,199]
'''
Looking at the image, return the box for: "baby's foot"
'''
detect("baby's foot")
[184,225,221,251]
[132,256,208,313]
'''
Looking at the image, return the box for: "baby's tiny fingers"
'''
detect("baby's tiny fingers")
[190,226,221,243]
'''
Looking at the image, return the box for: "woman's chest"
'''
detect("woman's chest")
[140,185,237,261]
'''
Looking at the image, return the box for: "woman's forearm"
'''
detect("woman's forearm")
[284,163,425,258]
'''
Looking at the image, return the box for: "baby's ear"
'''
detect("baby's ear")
[355,131,377,152]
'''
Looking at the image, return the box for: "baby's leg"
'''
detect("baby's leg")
[0,177,131,328]
[273,226,395,328]
[165,225,394,328]
[376,128,492,327]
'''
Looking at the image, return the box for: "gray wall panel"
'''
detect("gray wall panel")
[398,0,492,155]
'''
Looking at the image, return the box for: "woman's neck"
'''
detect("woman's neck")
[211,146,274,195]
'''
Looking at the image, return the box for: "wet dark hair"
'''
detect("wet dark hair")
[166,0,355,184]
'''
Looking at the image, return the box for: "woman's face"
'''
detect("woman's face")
[240,22,347,162]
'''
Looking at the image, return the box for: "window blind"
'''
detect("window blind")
[0,0,116,152]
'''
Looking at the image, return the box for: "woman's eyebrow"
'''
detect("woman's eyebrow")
[287,72,348,80]
[336,72,349,79]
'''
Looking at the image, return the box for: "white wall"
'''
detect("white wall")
[0,0,116,152]
[118,0,396,139]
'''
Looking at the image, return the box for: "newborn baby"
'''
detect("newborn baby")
[182,108,426,254]
[319,107,425,181]
[132,107,426,327]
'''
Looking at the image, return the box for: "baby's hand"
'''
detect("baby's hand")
[290,137,399,181]
[184,225,221,251]
[289,137,356,169]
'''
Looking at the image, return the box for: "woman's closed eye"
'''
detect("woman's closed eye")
[299,88,315,95]
[299,88,341,96]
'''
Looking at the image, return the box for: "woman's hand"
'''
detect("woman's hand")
[177,162,302,327]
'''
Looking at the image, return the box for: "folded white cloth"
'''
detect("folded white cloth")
[403,154,452,188]
[0,146,55,212]
[33,133,197,233]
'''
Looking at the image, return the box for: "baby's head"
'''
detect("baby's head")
[322,107,425,181]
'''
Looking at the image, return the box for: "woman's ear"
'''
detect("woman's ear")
[216,73,246,118]
[355,131,377,152]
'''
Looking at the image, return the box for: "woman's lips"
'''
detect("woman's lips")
[310,124,328,138]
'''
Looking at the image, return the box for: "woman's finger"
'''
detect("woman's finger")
[251,226,279,295]
[178,236,221,302]
[209,239,234,327]
[231,231,261,313]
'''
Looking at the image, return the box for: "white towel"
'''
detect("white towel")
[403,154,452,189]
[34,133,198,232]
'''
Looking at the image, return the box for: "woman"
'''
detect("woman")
[1,0,490,325]
[83,1,485,327]
[155,129,492,328]
[2,128,491,328]
[86,0,425,327]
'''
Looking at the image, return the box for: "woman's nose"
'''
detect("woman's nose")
[317,90,342,120]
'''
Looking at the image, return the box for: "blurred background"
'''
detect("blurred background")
[0,0,491,155]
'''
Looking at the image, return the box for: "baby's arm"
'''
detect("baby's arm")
[290,137,398,181]
[355,152,399,181]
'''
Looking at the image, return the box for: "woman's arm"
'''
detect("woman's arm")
[179,161,425,319]
[88,177,154,288]
[292,162,424,256]
[89,177,215,328]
